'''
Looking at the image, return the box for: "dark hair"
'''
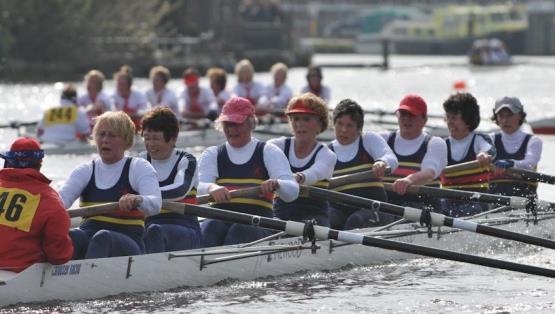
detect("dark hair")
[491,109,527,126]
[61,84,77,103]
[141,106,179,142]
[306,65,322,79]
[332,99,364,130]
[442,93,480,131]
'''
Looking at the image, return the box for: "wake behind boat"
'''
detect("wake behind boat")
[1,204,554,307]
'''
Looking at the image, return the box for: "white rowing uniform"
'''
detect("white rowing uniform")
[257,84,293,111]
[198,138,299,202]
[77,91,113,113]
[489,128,542,170]
[37,99,91,143]
[232,81,265,105]
[330,131,399,172]
[181,86,218,116]
[146,88,179,115]
[59,156,161,216]
[113,89,148,116]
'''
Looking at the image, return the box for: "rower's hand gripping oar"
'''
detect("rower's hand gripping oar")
[162,200,555,278]
[196,186,264,204]
[301,186,555,251]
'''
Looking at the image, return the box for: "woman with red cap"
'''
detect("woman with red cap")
[59,111,161,259]
[379,94,447,210]
[269,93,337,227]
[198,96,299,247]
[181,67,218,120]
[0,137,73,273]
[146,65,179,115]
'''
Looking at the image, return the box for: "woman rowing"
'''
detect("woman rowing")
[146,66,179,115]
[440,93,495,217]
[328,99,398,230]
[300,65,331,104]
[489,96,542,209]
[232,59,265,106]
[112,65,148,130]
[269,93,336,227]
[139,107,201,252]
[380,95,447,210]
[77,69,113,121]
[257,62,293,116]
[198,97,299,247]
[181,67,218,121]
[59,111,161,259]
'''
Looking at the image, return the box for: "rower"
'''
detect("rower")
[112,65,148,131]
[232,59,265,106]
[181,67,218,121]
[139,107,201,253]
[440,93,494,217]
[77,69,113,121]
[489,96,542,210]
[207,67,232,112]
[198,97,299,247]
[379,94,447,210]
[257,62,293,116]
[269,93,337,227]
[0,137,73,273]
[59,111,161,259]
[300,65,331,104]
[37,84,91,143]
[328,99,399,230]
[146,66,179,115]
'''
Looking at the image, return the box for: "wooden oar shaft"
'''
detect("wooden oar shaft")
[196,186,263,204]
[67,202,120,218]
[162,200,555,278]
[328,168,390,189]
[302,186,555,250]
[442,160,484,175]
[382,183,528,208]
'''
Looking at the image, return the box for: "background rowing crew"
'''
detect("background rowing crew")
[0,91,542,274]
[36,62,330,143]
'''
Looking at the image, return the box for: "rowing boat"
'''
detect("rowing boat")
[1,206,553,307]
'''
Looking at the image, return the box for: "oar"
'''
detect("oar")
[67,202,120,218]
[328,168,390,189]
[442,160,484,175]
[196,186,263,204]
[382,183,528,208]
[301,186,555,250]
[0,120,39,129]
[161,200,555,278]
[506,168,555,185]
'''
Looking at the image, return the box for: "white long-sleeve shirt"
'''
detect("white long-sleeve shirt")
[59,157,162,216]
[258,84,293,111]
[330,131,399,172]
[447,132,493,162]
[138,149,198,201]
[180,86,218,115]
[490,128,542,170]
[268,137,337,185]
[113,89,149,115]
[198,138,299,202]
[379,130,447,179]
[37,100,91,143]
[146,88,179,115]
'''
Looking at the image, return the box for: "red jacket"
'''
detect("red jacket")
[0,168,73,272]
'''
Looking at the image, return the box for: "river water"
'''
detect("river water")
[1,54,555,313]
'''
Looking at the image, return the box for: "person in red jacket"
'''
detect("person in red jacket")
[0,137,73,273]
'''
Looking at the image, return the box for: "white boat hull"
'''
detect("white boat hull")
[1,211,553,307]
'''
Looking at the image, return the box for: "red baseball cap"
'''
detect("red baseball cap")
[10,137,42,152]
[397,94,427,117]
[183,74,199,86]
[286,100,318,115]
[217,97,255,124]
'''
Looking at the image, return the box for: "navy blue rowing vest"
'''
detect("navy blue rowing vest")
[215,142,273,217]
[80,157,144,231]
[274,138,329,218]
[146,149,199,229]
[490,132,537,197]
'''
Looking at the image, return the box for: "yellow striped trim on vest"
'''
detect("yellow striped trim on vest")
[79,201,144,227]
[332,163,373,176]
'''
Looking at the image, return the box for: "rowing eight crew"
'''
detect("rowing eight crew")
[0,92,542,273]
[35,61,331,144]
